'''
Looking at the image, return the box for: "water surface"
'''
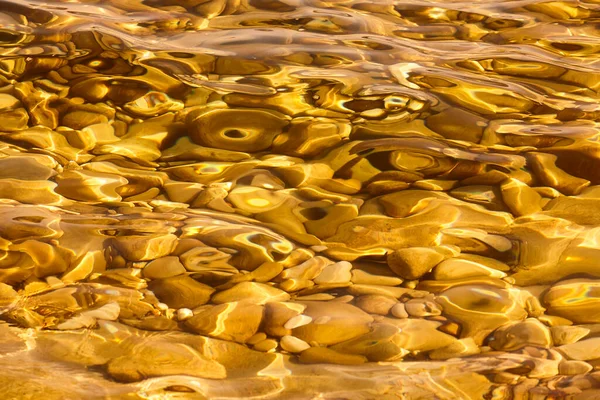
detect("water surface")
[0,0,600,398]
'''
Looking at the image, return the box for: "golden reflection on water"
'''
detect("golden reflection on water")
[1,0,600,398]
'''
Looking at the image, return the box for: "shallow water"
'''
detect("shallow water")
[1,0,600,398]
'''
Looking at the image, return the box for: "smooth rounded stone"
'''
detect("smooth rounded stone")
[83,162,167,196]
[354,295,397,315]
[439,229,513,255]
[523,291,547,318]
[404,299,442,318]
[106,341,226,382]
[184,220,293,271]
[0,263,33,287]
[120,316,179,331]
[100,268,147,290]
[0,156,56,181]
[387,247,450,280]
[0,179,61,205]
[247,333,267,345]
[456,254,512,272]
[330,323,409,361]
[124,91,183,117]
[298,347,367,365]
[280,335,311,353]
[279,278,314,292]
[558,337,600,361]
[1,108,29,131]
[181,335,279,378]
[559,360,593,375]
[279,248,314,268]
[538,315,573,327]
[190,0,240,17]
[253,338,278,353]
[449,185,504,210]
[281,256,330,281]
[496,220,575,286]
[95,140,162,163]
[433,258,507,281]
[62,110,108,130]
[544,279,600,324]
[172,238,206,256]
[130,261,147,270]
[46,276,66,289]
[11,239,68,278]
[551,325,590,346]
[350,269,403,286]
[272,118,347,157]
[391,303,409,318]
[164,181,204,204]
[192,186,234,212]
[386,148,445,175]
[298,295,339,303]
[227,186,287,213]
[112,234,178,261]
[541,195,600,227]
[187,107,288,152]
[314,261,352,284]
[491,372,520,385]
[264,302,306,337]
[184,302,264,343]
[384,318,458,353]
[488,319,552,351]
[477,233,513,253]
[211,282,290,305]
[546,231,600,285]
[500,178,543,216]
[426,107,486,143]
[79,302,120,321]
[64,128,97,151]
[284,315,312,330]
[292,301,373,346]
[177,308,193,321]
[334,296,356,303]
[142,256,186,280]
[241,261,284,283]
[436,284,528,344]
[115,297,156,321]
[533,186,562,199]
[429,338,480,360]
[347,284,428,299]
[528,152,590,196]
[148,275,215,309]
[0,94,20,111]
[82,123,119,145]
[179,246,233,272]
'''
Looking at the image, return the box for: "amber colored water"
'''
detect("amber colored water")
[2,0,600,398]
